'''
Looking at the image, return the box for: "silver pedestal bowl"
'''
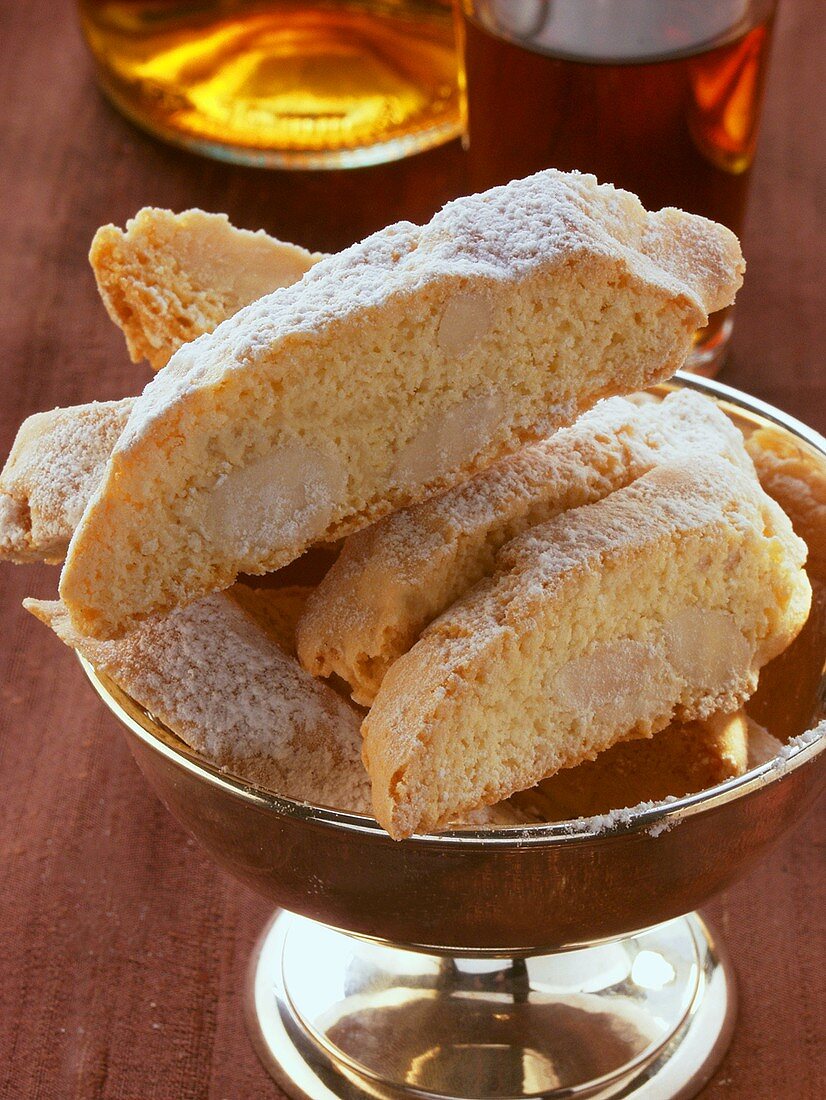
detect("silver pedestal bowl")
[80,374,826,1100]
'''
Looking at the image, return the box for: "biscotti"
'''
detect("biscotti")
[0,400,133,563]
[362,458,810,838]
[1,215,321,564]
[60,170,744,638]
[746,426,826,573]
[91,208,321,370]
[25,590,373,812]
[512,710,749,822]
[24,585,538,827]
[456,710,759,827]
[297,389,753,703]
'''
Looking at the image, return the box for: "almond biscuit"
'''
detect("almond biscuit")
[60,170,745,638]
[25,589,372,812]
[91,207,321,369]
[362,458,810,838]
[297,389,753,703]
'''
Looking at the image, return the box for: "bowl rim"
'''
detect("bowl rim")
[79,371,826,848]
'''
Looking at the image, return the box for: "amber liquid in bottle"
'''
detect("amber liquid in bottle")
[459,2,776,373]
[79,1,461,167]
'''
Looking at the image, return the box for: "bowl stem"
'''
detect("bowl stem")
[245,909,735,1099]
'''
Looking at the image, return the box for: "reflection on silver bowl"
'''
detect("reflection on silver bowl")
[81,373,826,1100]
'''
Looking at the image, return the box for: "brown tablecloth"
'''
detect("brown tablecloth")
[0,3,823,1097]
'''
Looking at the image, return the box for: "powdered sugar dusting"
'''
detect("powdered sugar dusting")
[298,389,755,701]
[0,493,28,558]
[0,399,133,560]
[496,453,802,582]
[361,437,810,837]
[118,169,741,449]
[26,593,372,813]
[768,721,824,764]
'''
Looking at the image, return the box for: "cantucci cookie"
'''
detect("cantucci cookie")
[746,425,826,572]
[362,458,811,838]
[61,170,744,638]
[0,399,133,563]
[91,207,321,370]
[24,590,373,813]
[1,218,319,564]
[512,710,749,823]
[24,586,534,827]
[297,389,753,703]
[459,711,768,828]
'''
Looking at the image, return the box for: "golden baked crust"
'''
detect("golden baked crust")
[91,208,321,369]
[296,389,754,703]
[60,170,744,638]
[362,458,810,838]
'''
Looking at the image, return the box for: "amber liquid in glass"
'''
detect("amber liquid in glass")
[79,1,461,167]
[460,2,775,373]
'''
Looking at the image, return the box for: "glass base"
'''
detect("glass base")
[95,72,462,168]
[245,910,736,1100]
[84,0,462,172]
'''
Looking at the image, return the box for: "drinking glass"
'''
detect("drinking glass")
[457,0,778,375]
[78,1,462,168]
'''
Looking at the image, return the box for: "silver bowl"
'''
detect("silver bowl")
[81,373,826,1100]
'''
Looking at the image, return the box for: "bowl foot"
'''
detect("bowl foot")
[245,910,735,1099]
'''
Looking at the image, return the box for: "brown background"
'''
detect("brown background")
[0,2,823,1097]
